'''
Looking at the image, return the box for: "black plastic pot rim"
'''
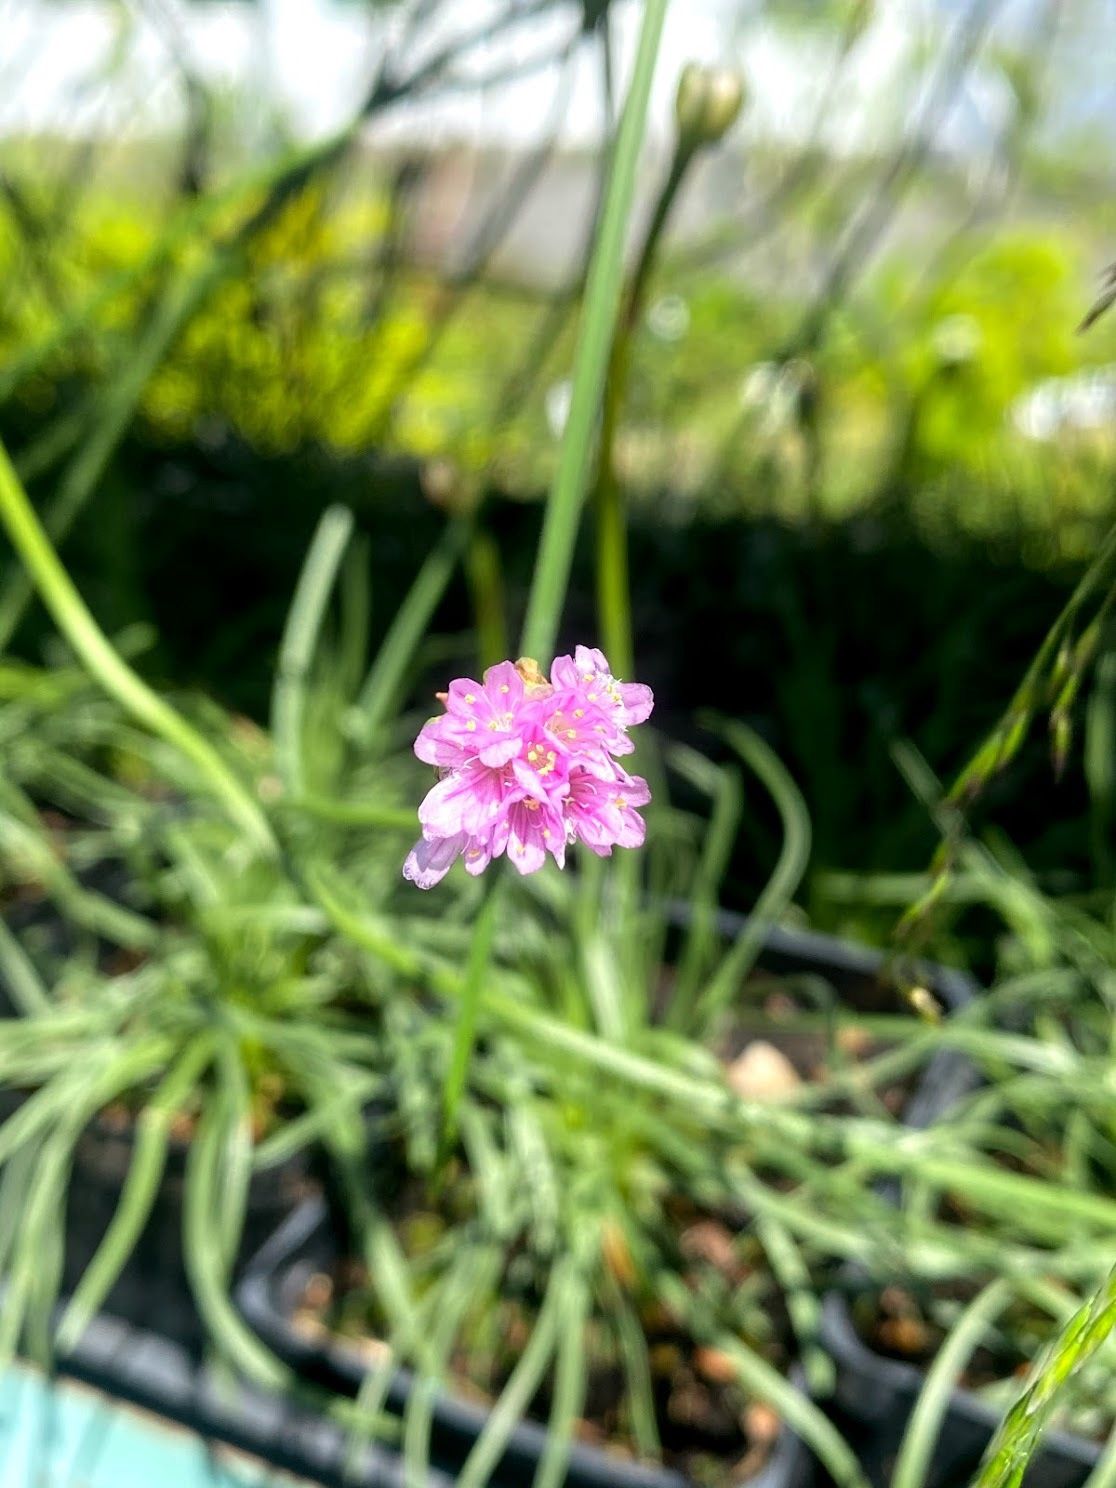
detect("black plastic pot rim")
[239,1198,810,1488]
[786,920,1106,1484]
[51,1302,456,1488]
[237,914,988,1488]
[819,1284,1104,1472]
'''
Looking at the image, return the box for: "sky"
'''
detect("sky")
[0,0,1002,154]
[0,0,1109,168]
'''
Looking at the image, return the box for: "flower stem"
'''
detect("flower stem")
[595,140,695,678]
[0,437,276,856]
[519,0,669,665]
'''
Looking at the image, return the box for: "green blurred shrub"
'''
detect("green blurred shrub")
[5,185,1116,560]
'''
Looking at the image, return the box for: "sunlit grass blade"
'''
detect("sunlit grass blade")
[0,1122,76,1367]
[183,1076,288,1387]
[455,1260,570,1488]
[0,436,276,854]
[212,1036,254,1277]
[57,1036,215,1352]
[609,1271,661,1460]
[358,518,469,740]
[338,532,372,700]
[697,720,811,1027]
[0,918,51,1015]
[534,1268,590,1488]
[666,743,744,1031]
[442,875,502,1145]
[465,526,508,670]
[893,1280,1013,1488]
[755,1214,834,1397]
[519,0,669,663]
[0,1038,170,1365]
[971,1263,1116,1488]
[402,1245,502,1488]
[272,505,355,798]
[341,1343,401,1484]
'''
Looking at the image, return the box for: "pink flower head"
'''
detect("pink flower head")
[403,650,653,888]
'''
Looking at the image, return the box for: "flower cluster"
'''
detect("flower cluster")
[404,647,653,888]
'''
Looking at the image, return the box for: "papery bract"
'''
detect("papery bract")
[403,649,653,887]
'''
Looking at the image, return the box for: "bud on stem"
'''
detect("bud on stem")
[674,63,745,150]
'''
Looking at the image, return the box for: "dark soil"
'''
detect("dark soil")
[295,1176,791,1487]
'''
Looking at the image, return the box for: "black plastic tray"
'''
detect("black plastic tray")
[791,924,1104,1488]
[240,1198,813,1488]
[238,915,983,1488]
[54,1303,455,1487]
[819,1292,1103,1488]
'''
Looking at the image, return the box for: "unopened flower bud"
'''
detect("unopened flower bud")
[675,63,745,150]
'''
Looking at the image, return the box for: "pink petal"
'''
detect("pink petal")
[482,661,525,708]
[478,735,523,768]
[403,832,467,889]
[418,762,507,836]
[549,654,579,690]
[462,835,495,876]
[574,645,610,677]
[414,717,472,768]
[445,677,487,718]
[503,799,563,876]
[618,682,654,725]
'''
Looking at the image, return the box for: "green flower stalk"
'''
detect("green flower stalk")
[594,59,745,676]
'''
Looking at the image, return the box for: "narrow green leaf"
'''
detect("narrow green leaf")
[519,0,670,663]
[272,506,355,798]
[893,1281,1014,1488]
[359,519,468,739]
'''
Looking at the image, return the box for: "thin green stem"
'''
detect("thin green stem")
[893,1280,1014,1488]
[519,0,669,664]
[594,142,694,677]
[0,437,276,854]
[465,526,508,670]
[272,505,355,797]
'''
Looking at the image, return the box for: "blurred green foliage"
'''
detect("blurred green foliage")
[5,179,1116,563]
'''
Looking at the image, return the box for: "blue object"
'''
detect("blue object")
[0,1361,317,1487]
